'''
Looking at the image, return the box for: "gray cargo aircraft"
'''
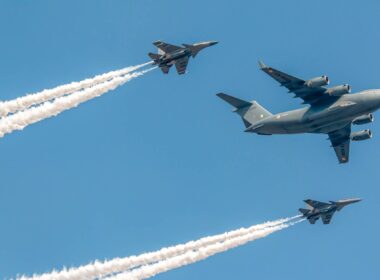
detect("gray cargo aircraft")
[217,61,380,163]
[299,198,361,224]
[148,40,218,74]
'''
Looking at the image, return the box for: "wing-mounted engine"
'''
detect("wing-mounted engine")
[352,114,374,125]
[305,75,329,87]
[326,84,351,96]
[351,129,372,141]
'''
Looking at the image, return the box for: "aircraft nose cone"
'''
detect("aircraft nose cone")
[345,198,362,205]
[209,41,218,46]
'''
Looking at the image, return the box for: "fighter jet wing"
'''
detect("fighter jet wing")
[321,213,334,224]
[153,41,183,53]
[259,61,332,105]
[328,124,351,164]
[304,199,330,209]
[174,57,189,75]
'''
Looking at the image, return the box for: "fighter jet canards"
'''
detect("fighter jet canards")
[148,40,218,75]
[299,198,361,224]
[217,61,380,163]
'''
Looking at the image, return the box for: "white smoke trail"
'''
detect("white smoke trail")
[0,67,155,138]
[19,216,300,280]
[0,62,152,117]
[107,220,304,280]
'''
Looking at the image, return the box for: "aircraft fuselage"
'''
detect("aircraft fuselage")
[155,49,191,67]
[301,198,361,224]
[249,90,380,135]
[305,205,336,220]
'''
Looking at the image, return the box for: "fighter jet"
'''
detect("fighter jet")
[299,198,361,224]
[148,40,218,75]
[217,61,380,163]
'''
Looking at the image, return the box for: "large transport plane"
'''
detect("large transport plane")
[218,61,380,163]
[299,198,361,224]
[148,40,218,75]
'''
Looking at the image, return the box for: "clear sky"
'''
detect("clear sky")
[1,1,379,279]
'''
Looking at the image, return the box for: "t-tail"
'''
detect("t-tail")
[216,93,272,129]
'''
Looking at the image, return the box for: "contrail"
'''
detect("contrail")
[107,220,304,280]
[0,67,155,138]
[18,216,300,280]
[0,62,152,117]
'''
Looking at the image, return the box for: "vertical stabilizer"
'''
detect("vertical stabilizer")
[217,93,272,128]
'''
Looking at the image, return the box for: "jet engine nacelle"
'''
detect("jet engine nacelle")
[326,84,351,96]
[351,129,372,141]
[306,76,329,87]
[352,114,374,125]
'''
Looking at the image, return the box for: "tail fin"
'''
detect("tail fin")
[148,52,161,61]
[217,93,272,128]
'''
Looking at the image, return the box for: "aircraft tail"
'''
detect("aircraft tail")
[148,52,161,62]
[298,208,310,215]
[217,93,272,128]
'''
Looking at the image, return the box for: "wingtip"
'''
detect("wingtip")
[258,60,267,69]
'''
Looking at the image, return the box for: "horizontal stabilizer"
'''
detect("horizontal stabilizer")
[148,53,161,61]
[299,208,310,215]
[216,93,252,109]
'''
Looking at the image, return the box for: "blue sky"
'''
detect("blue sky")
[1,1,379,279]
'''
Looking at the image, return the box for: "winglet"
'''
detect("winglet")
[258,60,267,69]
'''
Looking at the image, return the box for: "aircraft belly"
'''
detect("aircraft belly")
[257,119,307,134]
[258,113,355,134]
[162,52,188,65]
[308,110,372,133]
[283,122,310,133]
[301,104,372,133]
[253,96,379,135]
[171,52,188,61]
[254,124,286,134]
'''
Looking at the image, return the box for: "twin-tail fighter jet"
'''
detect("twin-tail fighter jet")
[299,198,361,224]
[148,40,218,75]
[217,61,380,163]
